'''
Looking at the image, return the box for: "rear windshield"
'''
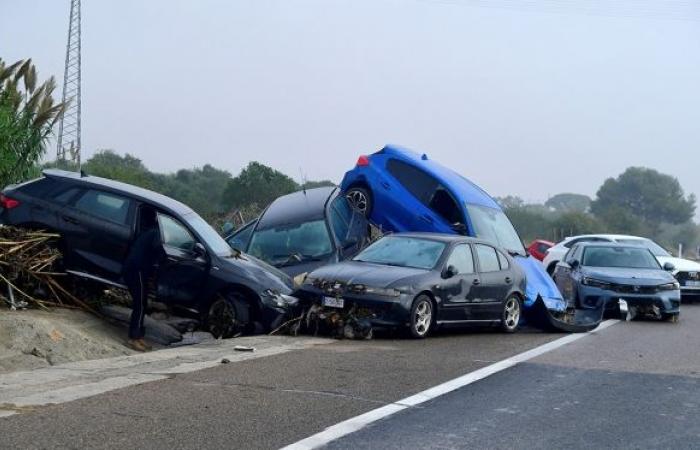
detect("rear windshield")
[616,239,670,257]
[582,246,661,269]
[248,219,333,267]
[353,236,446,270]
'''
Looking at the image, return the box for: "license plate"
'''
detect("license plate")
[685,280,700,287]
[323,296,344,308]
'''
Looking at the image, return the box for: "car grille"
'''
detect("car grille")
[675,271,700,284]
[312,279,367,296]
[609,284,658,294]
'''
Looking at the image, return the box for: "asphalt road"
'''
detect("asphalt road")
[1,305,698,450]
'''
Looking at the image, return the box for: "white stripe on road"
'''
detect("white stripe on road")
[282,319,619,450]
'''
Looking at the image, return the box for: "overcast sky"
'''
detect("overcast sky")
[2,0,699,207]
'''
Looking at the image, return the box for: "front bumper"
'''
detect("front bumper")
[578,286,681,314]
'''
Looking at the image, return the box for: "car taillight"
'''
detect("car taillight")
[357,155,370,167]
[0,194,20,209]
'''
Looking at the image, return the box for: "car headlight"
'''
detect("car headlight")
[362,286,401,297]
[582,277,611,289]
[262,289,299,308]
[658,282,680,291]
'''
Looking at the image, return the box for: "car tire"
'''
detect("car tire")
[409,295,434,339]
[500,295,522,333]
[663,313,680,323]
[346,187,372,217]
[205,292,249,338]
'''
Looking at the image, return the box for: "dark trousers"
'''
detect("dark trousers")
[124,269,147,339]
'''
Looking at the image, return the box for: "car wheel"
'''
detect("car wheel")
[501,295,522,333]
[206,293,248,338]
[409,295,433,339]
[346,187,372,217]
[663,313,680,323]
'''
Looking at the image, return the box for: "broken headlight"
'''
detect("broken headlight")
[658,282,680,291]
[262,289,299,308]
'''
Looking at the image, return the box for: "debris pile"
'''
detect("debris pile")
[273,303,374,340]
[0,226,95,312]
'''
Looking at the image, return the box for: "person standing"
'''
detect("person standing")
[123,208,164,352]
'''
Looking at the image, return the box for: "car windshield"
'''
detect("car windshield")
[466,204,526,256]
[582,246,661,269]
[616,238,670,257]
[183,212,234,256]
[248,219,333,266]
[353,236,446,270]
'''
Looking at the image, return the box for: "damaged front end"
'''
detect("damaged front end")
[514,255,604,333]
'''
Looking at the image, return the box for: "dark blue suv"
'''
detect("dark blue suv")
[340,145,569,318]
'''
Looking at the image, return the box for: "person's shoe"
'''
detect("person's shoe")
[127,338,152,352]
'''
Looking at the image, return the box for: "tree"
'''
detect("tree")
[83,150,154,189]
[222,162,299,211]
[551,211,604,239]
[496,195,525,210]
[0,58,67,187]
[591,167,695,234]
[545,193,591,213]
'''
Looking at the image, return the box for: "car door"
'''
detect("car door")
[425,184,467,234]
[384,159,441,232]
[473,244,512,317]
[328,194,369,259]
[61,188,134,282]
[155,213,210,307]
[554,245,583,303]
[227,219,257,252]
[437,243,483,321]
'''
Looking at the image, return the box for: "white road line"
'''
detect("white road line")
[282,319,619,450]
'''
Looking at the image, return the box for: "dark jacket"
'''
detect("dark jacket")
[123,228,165,275]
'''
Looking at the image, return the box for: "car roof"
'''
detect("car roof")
[42,169,193,215]
[256,186,337,230]
[378,145,501,209]
[574,242,652,249]
[562,234,647,242]
[386,232,498,247]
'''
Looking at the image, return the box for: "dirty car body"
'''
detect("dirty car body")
[295,233,528,337]
[339,145,572,322]
[553,242,681,320]
[226,186,370,278]
[0,170,297,335]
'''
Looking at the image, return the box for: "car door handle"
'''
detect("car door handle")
[472,279,480,285]
[505,277,512,284]
[62,215,80,225]
[380,181,391,190]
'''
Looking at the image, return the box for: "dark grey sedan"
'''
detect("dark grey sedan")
[553,242,681,322]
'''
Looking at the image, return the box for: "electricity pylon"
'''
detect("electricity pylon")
[56,0,81,169]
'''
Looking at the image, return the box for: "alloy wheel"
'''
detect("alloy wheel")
[346,190,368,215]
[503,296,521,332]
[413,299,433,337]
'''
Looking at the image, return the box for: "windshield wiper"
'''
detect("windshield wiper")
[274,253,324,267]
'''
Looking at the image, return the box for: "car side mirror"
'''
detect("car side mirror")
[451,223,467,235]
[442,265,458,279]
[221,222,234,236]
[663,262,675,272]
[193,242,207,259]
[569,259,580,269]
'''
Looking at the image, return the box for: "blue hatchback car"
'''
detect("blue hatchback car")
[340,145,570,321]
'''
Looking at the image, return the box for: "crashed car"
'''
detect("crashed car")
[542,233,700,300]
[0,169,297,337]
[296,233,528,338]
[553,242,681,322]
[226,186,370,277]
[339,145,595,331]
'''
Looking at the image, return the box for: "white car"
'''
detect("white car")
[542,234,700,299]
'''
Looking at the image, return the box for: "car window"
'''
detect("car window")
[53,187,81,205]
[466,204,526,255]
[582,246,661,269]
[446,244,475,274]
[428,187,463,225]
[616,238,671,257]
[329,196,352,245]
[564,237,609,249]
[537,243,550,254]
[386,159,438,205]
[475,244,501,272]
[74,190,131,224]
[158,214,196,252]
[248,220,333,266]
[228,221,255,251]
[497,250,510,269]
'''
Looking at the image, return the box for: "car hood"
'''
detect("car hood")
[581,267,676,285]
[656,256,700,273]
[219,253,294,293]
[306,260,427,289]
[513,255,567,312]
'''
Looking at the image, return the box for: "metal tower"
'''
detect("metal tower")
[56,0,81,169]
